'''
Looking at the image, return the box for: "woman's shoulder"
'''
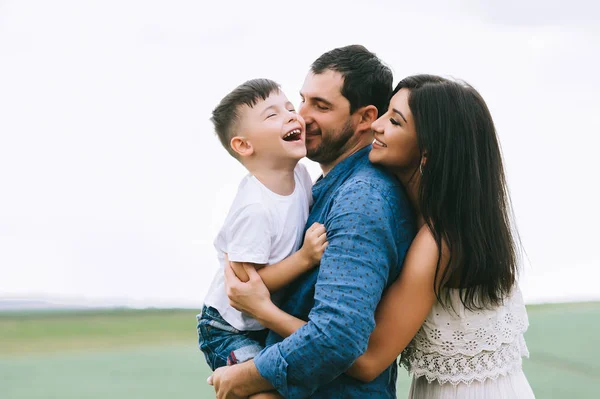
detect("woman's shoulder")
[404,225,450,276]
[412,225,437,249]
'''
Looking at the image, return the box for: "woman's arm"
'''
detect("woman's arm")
[229,222,327,293]
[346,226,447,382]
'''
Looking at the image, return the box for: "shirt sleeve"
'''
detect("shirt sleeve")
[225,203,271,264]
[254,181,410,398]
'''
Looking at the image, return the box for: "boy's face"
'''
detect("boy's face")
[236,90,306,163]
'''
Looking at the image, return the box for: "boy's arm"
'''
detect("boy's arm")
[230,222,327,293]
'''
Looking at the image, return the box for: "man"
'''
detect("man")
[211,45,415,398]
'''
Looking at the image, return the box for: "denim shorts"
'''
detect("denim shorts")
[196,305,267,371]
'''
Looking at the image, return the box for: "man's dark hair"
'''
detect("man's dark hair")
[311,45,393,117]
[211,78,281,158]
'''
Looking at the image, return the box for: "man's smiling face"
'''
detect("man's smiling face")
[298,70,356,165]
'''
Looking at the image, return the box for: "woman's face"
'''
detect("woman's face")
[369,88,421,178]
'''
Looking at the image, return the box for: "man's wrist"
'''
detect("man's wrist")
[255,301,279,328]
[233,360,274,396]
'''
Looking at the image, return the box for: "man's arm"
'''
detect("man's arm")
[225,263,308,338]
[345,226,442,382]
[249,182,412,398]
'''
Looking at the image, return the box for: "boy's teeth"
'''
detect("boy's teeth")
[373,138,387,147]
[284,129,301,138]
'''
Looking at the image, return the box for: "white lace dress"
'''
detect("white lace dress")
[400,286,535,398]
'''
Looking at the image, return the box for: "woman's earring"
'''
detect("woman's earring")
[419,163,424,176]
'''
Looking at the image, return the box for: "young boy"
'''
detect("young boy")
[197,79,327,375]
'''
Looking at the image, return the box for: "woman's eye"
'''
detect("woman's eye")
[390,118,401,126]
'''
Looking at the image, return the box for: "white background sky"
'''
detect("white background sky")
[1,0,599,308]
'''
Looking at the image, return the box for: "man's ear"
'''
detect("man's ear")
[230,136,254,157]
[355,105,379,134]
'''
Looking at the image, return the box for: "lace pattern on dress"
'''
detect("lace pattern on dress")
[400,287,530,386]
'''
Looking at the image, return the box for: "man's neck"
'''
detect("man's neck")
[246,163,296,196]
[320,138,372,177]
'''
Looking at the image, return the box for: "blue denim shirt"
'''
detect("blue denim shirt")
[254,146,415,399]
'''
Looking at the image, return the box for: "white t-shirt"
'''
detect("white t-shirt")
[204,163,313,331]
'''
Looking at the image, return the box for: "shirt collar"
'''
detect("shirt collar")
[312,145,371,200]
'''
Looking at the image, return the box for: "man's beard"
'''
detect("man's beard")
[306,118,355,165]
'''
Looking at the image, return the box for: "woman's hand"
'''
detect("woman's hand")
[224,260,274,320]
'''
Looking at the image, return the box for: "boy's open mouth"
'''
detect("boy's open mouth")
[283,129,302,142]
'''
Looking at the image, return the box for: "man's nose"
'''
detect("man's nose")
[298,104,312,123]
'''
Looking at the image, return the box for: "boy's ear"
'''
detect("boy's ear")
[355,105,378,134]
[230,136,254,157]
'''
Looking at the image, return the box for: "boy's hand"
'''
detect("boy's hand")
[300,222,328,266]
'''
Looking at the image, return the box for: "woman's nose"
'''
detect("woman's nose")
[371,117,383,132]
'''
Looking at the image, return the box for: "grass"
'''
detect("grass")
[1,303,598,398]
[518,302,600,398]
[0,309,194,354]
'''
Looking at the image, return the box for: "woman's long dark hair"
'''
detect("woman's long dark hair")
[396,74,519,310]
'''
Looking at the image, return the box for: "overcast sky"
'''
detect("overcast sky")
[1,0,599,308]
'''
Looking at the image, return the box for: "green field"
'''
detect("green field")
[1,303,599,398]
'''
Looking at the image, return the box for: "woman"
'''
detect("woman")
[225,75,534,398]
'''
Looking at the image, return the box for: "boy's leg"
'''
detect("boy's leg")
[197,306,230,370]
[225,326,268,366]
[197,306,265,370]
[249,392,284,399]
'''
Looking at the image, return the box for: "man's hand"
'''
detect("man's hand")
[225,262,272,319]
[208,361,275,399]
[209,366,246,399]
